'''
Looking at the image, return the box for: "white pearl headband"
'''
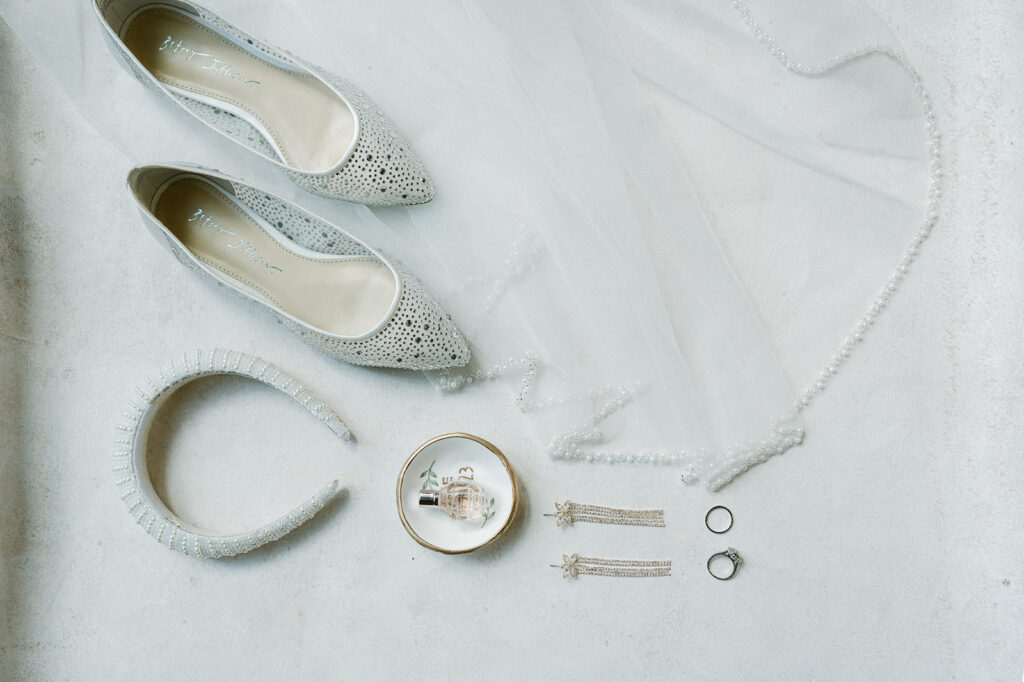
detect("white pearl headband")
[114,349,350,558]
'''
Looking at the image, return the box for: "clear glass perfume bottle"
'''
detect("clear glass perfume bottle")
[420,474,487,521]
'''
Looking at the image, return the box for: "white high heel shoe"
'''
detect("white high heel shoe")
[95,0,435,206]
[128,163,469,370]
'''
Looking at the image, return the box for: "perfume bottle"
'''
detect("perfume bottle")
[420,472,487,521]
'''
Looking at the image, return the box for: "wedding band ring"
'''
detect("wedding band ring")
[705,505,733,534]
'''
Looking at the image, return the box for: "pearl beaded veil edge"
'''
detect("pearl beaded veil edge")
[114,349,348,558]
[415,0,940,489]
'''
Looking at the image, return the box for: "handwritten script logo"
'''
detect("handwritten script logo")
[158,35,261,85]
[188,207,282,273]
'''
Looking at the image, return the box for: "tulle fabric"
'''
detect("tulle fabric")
[0,0,932,488]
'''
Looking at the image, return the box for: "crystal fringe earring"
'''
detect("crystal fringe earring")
[552,553,671,579]
[544,500,665,528]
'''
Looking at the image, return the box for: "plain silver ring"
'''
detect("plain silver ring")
[705,505,733,534]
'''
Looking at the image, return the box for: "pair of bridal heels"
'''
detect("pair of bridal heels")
[96,0,468,370]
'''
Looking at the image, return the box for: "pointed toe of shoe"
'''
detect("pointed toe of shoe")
[312,270,468,370]
[308,141,434,207]
[391,167,435,205]
[379,273,469,369]
[287,78,437,206]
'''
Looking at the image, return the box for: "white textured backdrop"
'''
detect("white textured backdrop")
[0,1,1021,679]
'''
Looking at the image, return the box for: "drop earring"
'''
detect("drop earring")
[544,500,665,528]
[552,553,672,579]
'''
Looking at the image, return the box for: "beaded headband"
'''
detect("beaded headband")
[114,348,349,558]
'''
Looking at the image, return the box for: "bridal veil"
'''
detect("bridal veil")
[0,0,936,488]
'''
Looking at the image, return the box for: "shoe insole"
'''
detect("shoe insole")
[153,176,397,337]
[122,5,355,172]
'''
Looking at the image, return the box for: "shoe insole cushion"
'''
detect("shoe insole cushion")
[153,176,396,337]
[122,6,354,172]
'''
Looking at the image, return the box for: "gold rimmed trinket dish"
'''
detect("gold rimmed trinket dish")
[396,433,519,554]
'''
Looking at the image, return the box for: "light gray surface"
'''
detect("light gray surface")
[1,2,1021,680]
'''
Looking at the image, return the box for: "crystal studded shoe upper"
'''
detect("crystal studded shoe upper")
[127,163,469,370]
[94,0,435,206]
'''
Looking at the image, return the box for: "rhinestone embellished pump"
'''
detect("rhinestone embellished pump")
[128,163,469,369]
[94,0,435,206]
